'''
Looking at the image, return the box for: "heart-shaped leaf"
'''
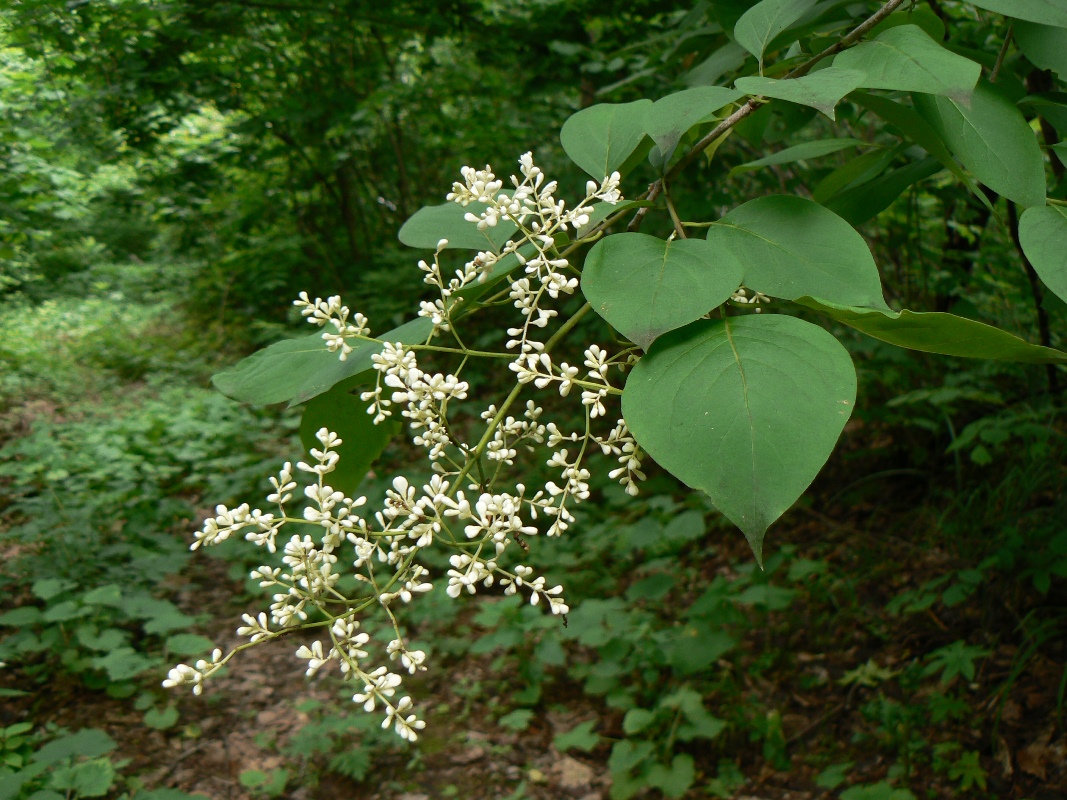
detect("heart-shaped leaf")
[706,195,889,309]
[914,80,1046,208]
[212,317,434,407]
[1019,205,1067,304]
[736,68,864,120]
[796,296,1067,362]
[581,233,743,349]
[833,25,981,101]
[734,0,820,67]
[560,100,653,179]
[398,201,517,251]
[623,315,857,562]
[298,373,400,496]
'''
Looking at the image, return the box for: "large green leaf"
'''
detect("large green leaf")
[212,317,434,407]
[869,6,946,41]
[734,0,820,67]
[735,68,864,120]
[1019,205,1067,304]
[581,233,743,349]
[299,373,400,496]
[623,315,857,562]
[813,146,901,204]
[684,41,749,87]
[914,81,1046,208]
[825,157,943,226]
[560,100,653,179]
[797,297,1067,363]
[833,25,980,101]
[398,202,517,251]
[706,195,889,309]
[1015,21,1067,79]
[966,0,1067,28]
[645,87,744,164]
[728,137,868,178]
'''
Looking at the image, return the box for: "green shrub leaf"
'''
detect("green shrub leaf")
[729,137,867,177]
[797,296,1067,362]
[966,0,1067,28]
[644,87,744,164]
[734,0,819,67]
[1012,22,1067,79]
[834,25,980,100]
[914,80,1046,208]
[623,315,857,563]
[398,201,517,251]
[1019,205,1067,304]
[706,195,888,309]
[298,374,399,496]
[211,317,434,407]
[581,233,743,349]
[560,100,653,179]
[736,68,864,120]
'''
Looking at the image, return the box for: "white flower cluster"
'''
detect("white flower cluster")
[166,154,648,742]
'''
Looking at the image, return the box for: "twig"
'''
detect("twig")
[990,23,1013,84]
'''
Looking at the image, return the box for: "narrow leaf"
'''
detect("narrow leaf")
[560,100,653,179]
[833,25,981,101]
[966,0,1067,28]
[707,195,889,309]
[581,233,743,349]
[825,157,943,225]
[797,296,1067,363]
[734,0,820,66]
[736,68,864,120]
[914,80,1046,208]
[623,315,857,562]
[1019,205,1067,304]
[729,137,868,177]
[299,374,399,496]
[212,317,434,407]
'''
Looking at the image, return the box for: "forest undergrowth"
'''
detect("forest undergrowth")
[1,277,1064,800]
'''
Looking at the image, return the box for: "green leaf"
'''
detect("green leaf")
[581,233,743,349]
[734,0,820,67]
[869,7,945,41]
[398,201,517,252]
[645,754,695,799]
[735,68,864,120]
[684,41,749,87]
[834,25,980,101]
[0,607,42,627]
[90,647,157,681]
[31,579,74,601]
[211,317,434,407]
[552,720,600,753]
[623,315,857,562]
[299,375,399,496]
[80,585,123,606]
[914,80,1046,208]
[143,706,180,730]
[666,626,736,675]
[165,633,216,656]
[560,100,654,179]
[497,709,534,731]
[840,781,916,800]
[825,157,943,226]
[644,86,744,164]
[1015,22,1067,79]
[966,0,1067,28]
[622,708,656,734]
[728,137,868,177]
[32,730,116,766]
[706,195,888,309]
[796,296,1067,363]
[815,761,854,789]
[47,758,115,798]
[1019,205,1067,304]
[813,146,901,205]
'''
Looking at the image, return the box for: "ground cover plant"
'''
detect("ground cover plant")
[1,0,1066,798]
